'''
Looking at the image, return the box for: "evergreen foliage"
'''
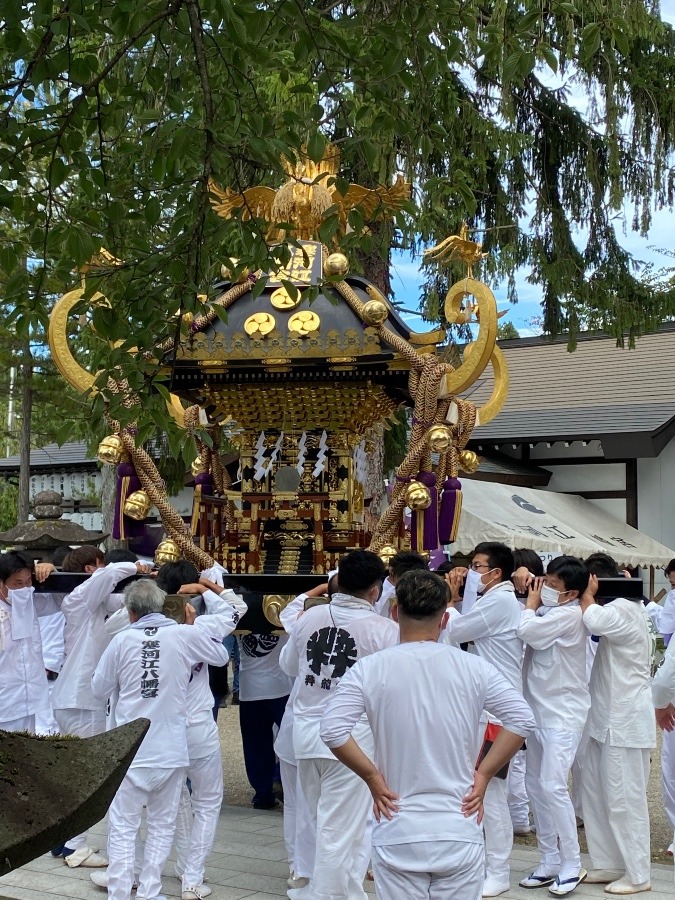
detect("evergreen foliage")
[1,0,674,436]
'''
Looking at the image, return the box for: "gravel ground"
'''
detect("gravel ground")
[217,697,674,863]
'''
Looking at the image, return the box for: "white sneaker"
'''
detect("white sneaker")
[287,887,313,900]
[482,876,510,897]
[65,846,108,868]
[604,877,651,895]
[182,886,212,900]
[90,870,139,890]
[90,870,108,889]
[513,823,533,835]
[288,872,310,888]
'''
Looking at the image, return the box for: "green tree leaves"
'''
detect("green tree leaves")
[0,0,672,439]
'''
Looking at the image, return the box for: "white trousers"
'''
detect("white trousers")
[526,729,581,876]
[570,727,589,820]
[580,735,651,885]
[107,766,184,900]
[173,747,224,889]
[482,776,512,882]
[55,707,107,850]
[507,749,529,827]
[661,727,675,831]
[54,707,107,736]
[299,756,372,900]
[372,840,484,900]
[280,758,316,879]
[35,682,59,735]
[0,715,35,733]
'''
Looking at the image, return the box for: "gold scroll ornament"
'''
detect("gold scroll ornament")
[48,286,188,428]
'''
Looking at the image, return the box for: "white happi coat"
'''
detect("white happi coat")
[52,562,138,713]
[446,580,523,690]
[91,613,229,769]
[373,578,397,618]
[185,588,246,758]
[518,605,590,732]
[0,594,49,722]
[653,638,675,709]
[583,598,655,748]
[320,641,535,849]
[279,593,399,760]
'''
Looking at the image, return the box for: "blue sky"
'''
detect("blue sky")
[392,0,675,334]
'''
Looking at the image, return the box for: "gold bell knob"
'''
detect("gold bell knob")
[362,299,388,326]
[405,480,432,511]
[323,252,349,278]
[154,539,181,566]
[459,450,480,473]
[191,455,209,476]
[97,434,127,465]
[427,424,452,453]
[123,490,152,521]
[377,545,398,566]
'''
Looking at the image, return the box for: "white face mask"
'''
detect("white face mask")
[462,568,481,614]
[476,569,495,595]
[7,586,35,640]
[541,585,572,607]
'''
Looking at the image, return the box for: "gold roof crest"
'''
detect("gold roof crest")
[209,143,411,242]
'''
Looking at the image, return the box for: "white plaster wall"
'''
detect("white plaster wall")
[545,463,625,493]
[638,438,675,592]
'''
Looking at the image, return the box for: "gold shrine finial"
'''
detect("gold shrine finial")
[78,247,123,274]
[423,223,487,275]
[208,143,411,242]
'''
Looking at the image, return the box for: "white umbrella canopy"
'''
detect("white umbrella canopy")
[448,479,675,569]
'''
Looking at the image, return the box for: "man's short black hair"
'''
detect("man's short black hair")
[548,555,589,594]
[51,546,71,569]
[472,542,514,582]
[104,548,139,565]
[395,570,449,620]
[389,551,428,581]
[584,552,619,578]
[0,550,33,582]
[665,558,675,577]
[337,550,387,597]
[434,560,453,576]
[513,548,544,577]
[155,560,199,594]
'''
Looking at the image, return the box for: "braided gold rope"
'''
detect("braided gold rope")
[116,431,215,569]
[205,426,236,530]
[331,280,477,552]
[184,406,236,531]
[370,356,450,551]
[104,281,254,567]
[157,280,254,353]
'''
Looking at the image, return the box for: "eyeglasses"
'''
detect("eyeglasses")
[470,563,491,571]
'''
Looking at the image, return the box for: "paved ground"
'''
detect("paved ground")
[0,806,673,900]
[2,693,674,898]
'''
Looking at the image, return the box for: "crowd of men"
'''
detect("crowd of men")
[1,540,675,900]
